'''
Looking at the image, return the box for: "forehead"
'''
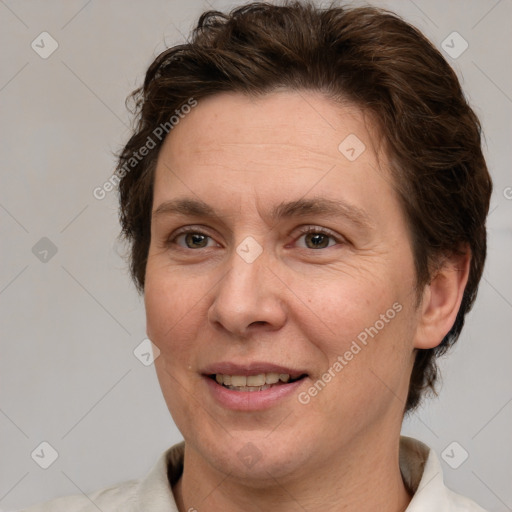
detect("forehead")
[152,90,397,225]
[158,90,378,169]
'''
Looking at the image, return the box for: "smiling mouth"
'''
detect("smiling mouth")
[209,373,307,392]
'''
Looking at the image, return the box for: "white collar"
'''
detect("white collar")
[399,436,487,511]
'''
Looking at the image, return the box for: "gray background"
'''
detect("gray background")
[0,0,510,510]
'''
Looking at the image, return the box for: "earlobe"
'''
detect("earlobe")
[413,248,471,350]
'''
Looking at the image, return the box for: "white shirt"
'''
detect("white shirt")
[19,436,487,511]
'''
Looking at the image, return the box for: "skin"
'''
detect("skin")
[144,90,470,512]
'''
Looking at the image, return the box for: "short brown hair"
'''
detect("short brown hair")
[117,1,492,412]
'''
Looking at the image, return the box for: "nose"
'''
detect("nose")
[207,248,287,338]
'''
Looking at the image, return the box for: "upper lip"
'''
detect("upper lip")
[201,362,308,379]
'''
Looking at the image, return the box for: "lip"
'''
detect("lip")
[201,361,307,379]
[203,374,307,411]
[201,361,309,411]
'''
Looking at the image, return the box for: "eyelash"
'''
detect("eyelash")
[166,225,344,250]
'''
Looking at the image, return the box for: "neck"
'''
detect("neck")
[173,433,412,512]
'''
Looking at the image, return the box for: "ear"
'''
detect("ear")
[413,248,471,350]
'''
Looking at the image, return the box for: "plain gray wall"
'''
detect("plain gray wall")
[1,0,511,510]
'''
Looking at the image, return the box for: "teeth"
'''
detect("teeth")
[225,384,272,392]
[266,372,280,384]
[246,374,265,386]
[230,375,247,387]
[214,372,293,387]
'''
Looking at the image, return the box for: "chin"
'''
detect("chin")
[190,425,316,485]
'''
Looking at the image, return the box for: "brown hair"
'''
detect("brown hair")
[117,1,492,412]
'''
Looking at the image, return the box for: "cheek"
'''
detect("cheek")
[293,271,393,349]
[146,270,204,427]
[153,355,197,440]
[144,268,201,368]
[293,271,414,402]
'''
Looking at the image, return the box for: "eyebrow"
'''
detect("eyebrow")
[152,196,374,230]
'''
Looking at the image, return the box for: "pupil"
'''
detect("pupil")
[306,233,328,249]
[186,233,207,248]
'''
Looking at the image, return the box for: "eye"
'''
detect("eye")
[165,226,344,251]
[169,228,219,249]
[294,226,342,249]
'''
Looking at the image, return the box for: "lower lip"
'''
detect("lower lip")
[203,376,306,411]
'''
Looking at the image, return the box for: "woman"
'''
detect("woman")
[22,1,492,510]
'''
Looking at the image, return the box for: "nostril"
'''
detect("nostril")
[249,321,268,327]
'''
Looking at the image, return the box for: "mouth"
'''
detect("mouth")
[208,372,307,392]
[200,362,309,409]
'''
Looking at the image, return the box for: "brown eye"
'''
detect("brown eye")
[303,232,331,249]
[184,233,208,248]
[295,227,340,250]
[170,230,217,249]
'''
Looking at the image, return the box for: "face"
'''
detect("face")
[145,90,420,483]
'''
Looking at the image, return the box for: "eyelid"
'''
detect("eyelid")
[170,224,215,238]
[295,225,343,239]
